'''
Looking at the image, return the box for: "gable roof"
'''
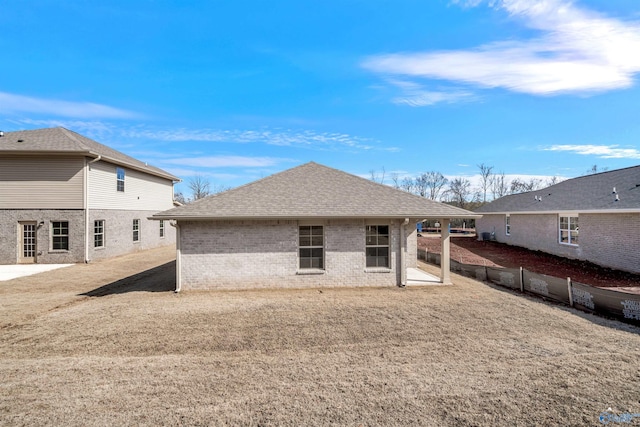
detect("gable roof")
[476,165,640,214]
[0,127,179,181]
[154,162,480,220]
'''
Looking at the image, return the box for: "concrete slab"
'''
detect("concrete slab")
[407,267,445,285]
[0,264,74,282]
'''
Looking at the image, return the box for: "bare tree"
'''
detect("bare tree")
[212,183,232,194]
[369,167,386,184]
[188,174,211,201]
[509,177,542,194]
[400,177,416,194]
[415,171,448,200]
[491,171,509,200]
[477,163,494,203]
[390,172,401,189]
[545,176,563,186]
[446,177,472,209]
[586,165,609,175]
[174,191,187,205]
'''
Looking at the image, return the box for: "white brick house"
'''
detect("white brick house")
[0,127,179,264]
[153,162,479,291]
[475,165,640,274]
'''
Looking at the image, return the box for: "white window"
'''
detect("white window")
[559,215,578,245]
[133,219,140,242]
[51,221,69,251]
[116,167,125,192]
[505,215,511,236]
[94,220,105,248]
[159,220,165,238]
[299,226,324,269]
[366,225,390,268]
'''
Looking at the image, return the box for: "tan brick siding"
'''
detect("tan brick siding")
[178,219,413,290]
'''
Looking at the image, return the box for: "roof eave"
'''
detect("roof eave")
[477,208,640,215]
[89,152,181,182]
[151,213,483,221]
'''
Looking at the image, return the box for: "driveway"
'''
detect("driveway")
[0,264,73,282]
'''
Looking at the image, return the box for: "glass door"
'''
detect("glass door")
[20,222,37,263]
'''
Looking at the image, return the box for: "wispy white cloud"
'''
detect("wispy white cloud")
[386,79,475,106]
[9,119,396,154]
[121,127,397,152]
[364,0,640,97]
[0,92,139,119]
[162,155,287,168]
[544,144,640,159]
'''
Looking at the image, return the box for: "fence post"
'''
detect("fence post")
[520,267,524,293]
[567,277,573,307]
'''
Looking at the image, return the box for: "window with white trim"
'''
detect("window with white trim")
[505,214,511,236]
[116,167,125,192]
[133,219,140,242]
[559,215,578,245]
[299,226,324,269]
[51,221,69,251]
[159,220,165,238]
[94,220,105,248]
[366,225,390,268]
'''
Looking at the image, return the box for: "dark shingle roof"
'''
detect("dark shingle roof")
[476,165,640,213]
[154,162,480,220]
[0,127,179,181]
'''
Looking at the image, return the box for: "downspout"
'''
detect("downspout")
[172,221,182,292]
[400,218,409,287]
[84,155,102,263]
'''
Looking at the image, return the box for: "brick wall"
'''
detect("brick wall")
[178,219,415,290]
[476,212,640,274]
[88,209,176,261]
[580,213,640,274]
[0,208,175,264]
[0,209,85,264]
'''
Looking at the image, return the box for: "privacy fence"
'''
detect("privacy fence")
[418,249,640,326]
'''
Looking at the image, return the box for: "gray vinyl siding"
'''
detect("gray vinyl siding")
[0,156,84,209]
[87,161,175,211]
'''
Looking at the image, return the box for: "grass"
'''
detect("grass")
[1,247,639,426]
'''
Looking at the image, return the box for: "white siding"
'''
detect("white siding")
[0,156,84,209]
[88,161,174,211]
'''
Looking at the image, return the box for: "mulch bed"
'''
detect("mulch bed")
[418,235,640,288]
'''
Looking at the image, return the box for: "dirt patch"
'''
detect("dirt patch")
[419,235,640,288]
[1,248,640,426]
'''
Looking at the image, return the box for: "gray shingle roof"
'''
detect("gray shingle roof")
[476,165,640,213]
[154,162,480,220]
[0,127,179,181]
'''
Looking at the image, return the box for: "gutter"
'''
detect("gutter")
[399,218,409,287]
[84,155,102,263]
[173,221,182,293]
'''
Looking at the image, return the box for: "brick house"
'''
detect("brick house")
[475,165,640,274]
[0,127,179,264]
[153,162,479,291]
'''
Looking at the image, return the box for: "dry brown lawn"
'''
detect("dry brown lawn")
[1,246,639,426]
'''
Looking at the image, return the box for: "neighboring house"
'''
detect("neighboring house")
[475,165,640,274]
[0,127,180,264]
[152,162,479,291]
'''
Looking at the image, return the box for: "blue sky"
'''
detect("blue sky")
[2,0,640,198]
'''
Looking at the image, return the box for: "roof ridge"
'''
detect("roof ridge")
[185,161,316,206]
[57,127,92,152]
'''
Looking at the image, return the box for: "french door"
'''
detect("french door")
[19,222,37,263]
